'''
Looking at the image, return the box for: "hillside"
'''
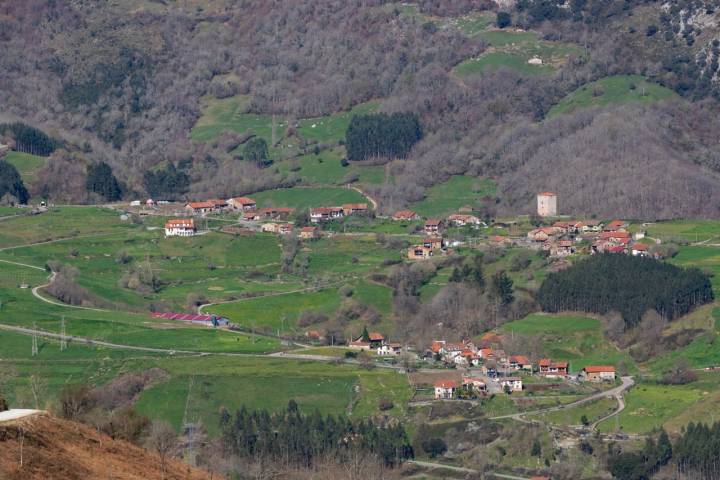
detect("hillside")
[0,413,216,480]
[1,1,720,217]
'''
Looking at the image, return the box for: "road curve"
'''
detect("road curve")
[491,376,635,421]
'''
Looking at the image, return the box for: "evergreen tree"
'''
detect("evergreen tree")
[0,122,56,156]
[243,137,271,167]
[86,161,122,201]
[0,160,29,204]
[491,271,514,305]
[143,163,190,200]
[345,112,422,161]
[361,326,370,342]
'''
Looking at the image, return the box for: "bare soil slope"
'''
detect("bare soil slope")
[0,413,216,480]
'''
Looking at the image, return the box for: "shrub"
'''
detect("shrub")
[421,437,447,458]
[378,398,394,411]
[646,24,659,36]
[496,11,512,28]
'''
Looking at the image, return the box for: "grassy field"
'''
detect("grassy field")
[451,12,496,35]
[670,246,720,294]
[499,314,636,373]
[411,176,496,217]
[135,356,412,435]
[297,101,379,143]
[252,187,368,209]
[533,396,617,427]
[548,75,677,116]
[4,151,46,183]
[279,148,387,186]
[454,29,581,77]
[597,373,720,434]
[637,219,720,242]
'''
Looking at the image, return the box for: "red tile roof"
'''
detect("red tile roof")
[342,203,368,210]
[538,192,556,196]
[434,380,457,389]
[368,332,384,341]
[425,219,442,226]
[187,201,215,209]
[538,359,551,367]
[165,218,194,228]
[509,355,530,365]
[393,210,418,220]
[633,243,648,251]
[230,196,256,205]
[583,365,615,373]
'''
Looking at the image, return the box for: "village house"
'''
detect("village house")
[430,340,446,356]
[631,243,649,257]
[342,203,368,216]
[489,235,513,247]
[423,236,445,250]
[500,377,523,392]
[448,214,483,227]
[424,219,443,235]
[580,365,616,382]
[550,240,576,257]
[600,230,631,243]
[164,218,196,237]
[434,380,457,400]
[305,330,324,341]
[538,359,569,378]
[462,376,487,393]
[408,245,434,260]
[508,355,533,371]
[256,207,294,220]
[299,226,319,240]
[208,199,229,210]
[605,220,629,232]
[261,223,293,235]
[481,360,498,378]
[552,221,579,235]
[392,210,420,221]
[527,227,563,243]
[227,196,257,211]
[185,201,216,215]
[578,219,603,232]
[310,207,344,223]
[377,342,402,356]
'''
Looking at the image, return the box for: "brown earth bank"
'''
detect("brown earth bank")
[0,413,218,480]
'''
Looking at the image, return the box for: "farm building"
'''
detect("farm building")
[299,226,319,240]
[447,214,482,227]
[537,192,557,217]
[392,210,420,221]
[185,201,216,215]
[164,218,196,237]
[579,366,616,382]
[539,359,569,377]
[342,203,369,215]
[310,207,344,222]
[228,196,257,211]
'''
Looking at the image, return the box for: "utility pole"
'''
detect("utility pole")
[31,322,38,357]
[60,316,67,351]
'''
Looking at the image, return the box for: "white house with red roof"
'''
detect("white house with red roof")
[392,210,420,221]
[631,243,649,257]
[164,218,196,237]
[424,219,443,235]
[434,380,457,399]
[500,377,523,392]
[448,214,482,227]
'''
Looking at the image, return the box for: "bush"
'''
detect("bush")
[496,11,512,28]
[378,398,394,411]
[298,311,329,327]
[421,437,447,458]
[0,396,8,412]
[646,24,658,36]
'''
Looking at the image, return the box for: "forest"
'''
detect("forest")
[218,402,413,471]
[345,113,422,161]
[537,254,714,327]
[2,0,720,216]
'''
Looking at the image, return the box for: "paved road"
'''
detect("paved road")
[408,460,531,479]
[0,409,46,423]
[491,376,635,421]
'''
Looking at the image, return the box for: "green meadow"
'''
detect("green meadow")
[411,175,496,217]
[252,186,368,209]
[499,314,636,373]
[297,101,379,143]
[454,29,581,77]
[548,75,677,116]
[4,151,46,182]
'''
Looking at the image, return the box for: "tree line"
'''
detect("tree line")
[219,401,413,469]
[0,160,29,204]
[0,122,56,156]
[345,112,422,162]
[537,253,713,328]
